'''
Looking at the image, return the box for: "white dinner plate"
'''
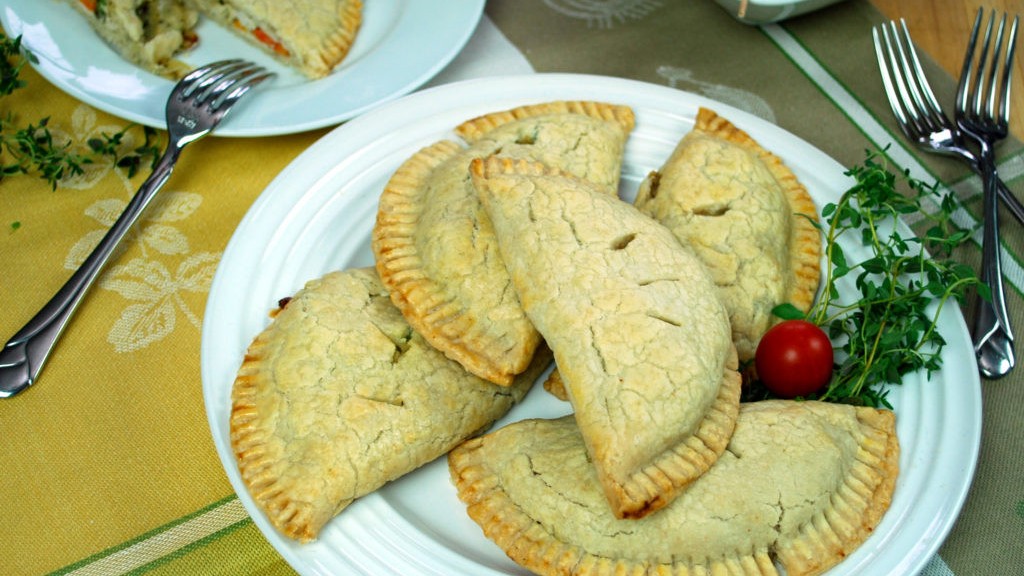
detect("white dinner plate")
[0,0,484,136]
[201,74,982,575]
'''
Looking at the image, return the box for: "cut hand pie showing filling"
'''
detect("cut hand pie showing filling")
[373,101,634,386]
[229,267,550,542]
[448,400,899,576]
[66,0,200,79]
[469,156,741,519]
[190,0,362,79]
[634,108,821,361]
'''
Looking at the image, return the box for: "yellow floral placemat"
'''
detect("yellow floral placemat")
[0,59,318,574]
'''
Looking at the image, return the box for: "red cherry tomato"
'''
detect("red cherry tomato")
[754,320,834,398]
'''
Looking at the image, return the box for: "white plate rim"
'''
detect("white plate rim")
[0,0,485,137]
[200,73,982,575]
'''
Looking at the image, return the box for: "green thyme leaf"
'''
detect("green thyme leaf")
[0,34,25,97]
[0,32,163,190]
[770,303,806,320]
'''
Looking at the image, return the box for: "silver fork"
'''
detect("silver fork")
[872,18,1024,226]
[0,59,273,397]
[955,9,1019,379]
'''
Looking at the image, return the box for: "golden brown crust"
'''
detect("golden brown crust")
[542,350,743,514]
[635,107,821,361]
[373,138,542,386]
[229,267,550,542]
[542,368,568,401]
[320,0,363,77]
[455,100,636,144]
[372,102,634,386]
[448,401,899,576]
[470,155,740,519]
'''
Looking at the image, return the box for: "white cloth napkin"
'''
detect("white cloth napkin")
[426,16,535,87]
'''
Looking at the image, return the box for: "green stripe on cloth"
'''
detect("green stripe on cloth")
[48,497,289,576]
[136,521,295,576]
[760,21,1024,297]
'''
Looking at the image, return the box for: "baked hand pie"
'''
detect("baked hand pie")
[229,267,550,542]
[448,400,899,576]
[373,101,634,386]
[634,108,821,361]
[469,156,741,519]
[190,0,363,79]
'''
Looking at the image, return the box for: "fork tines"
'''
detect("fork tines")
[179,60,274,111]
[873,19,954,139]
[957,9,1020,129]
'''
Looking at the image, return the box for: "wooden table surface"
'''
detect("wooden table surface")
[870,0,1024,139]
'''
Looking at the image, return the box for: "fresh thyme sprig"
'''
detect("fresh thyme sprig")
[750,150,982,408]
[0,32,161,191]
[0,33,25,95]
[1,116,91,185]
[86,124,162,178]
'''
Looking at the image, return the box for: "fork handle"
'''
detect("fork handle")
[972,158,1024,227]
[973,149,1016,378]
[0,145,183,398]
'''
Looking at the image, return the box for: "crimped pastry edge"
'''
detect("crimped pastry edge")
[603,346,742,519]
[230,314,322,542]
[545,343,743,520]
[371,139,537,385]
[448,403,898,576]
[229,268,554,542]
[190,0,362,79]
[774,407,899,576]
[691,107,822,317]
[455,100,636,143]
[447,416,779,576]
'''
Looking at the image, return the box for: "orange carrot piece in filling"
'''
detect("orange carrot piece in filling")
[252,27,289,57]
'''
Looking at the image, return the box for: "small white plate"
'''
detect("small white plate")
[202,74,981,575]
[0,0,485,136]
